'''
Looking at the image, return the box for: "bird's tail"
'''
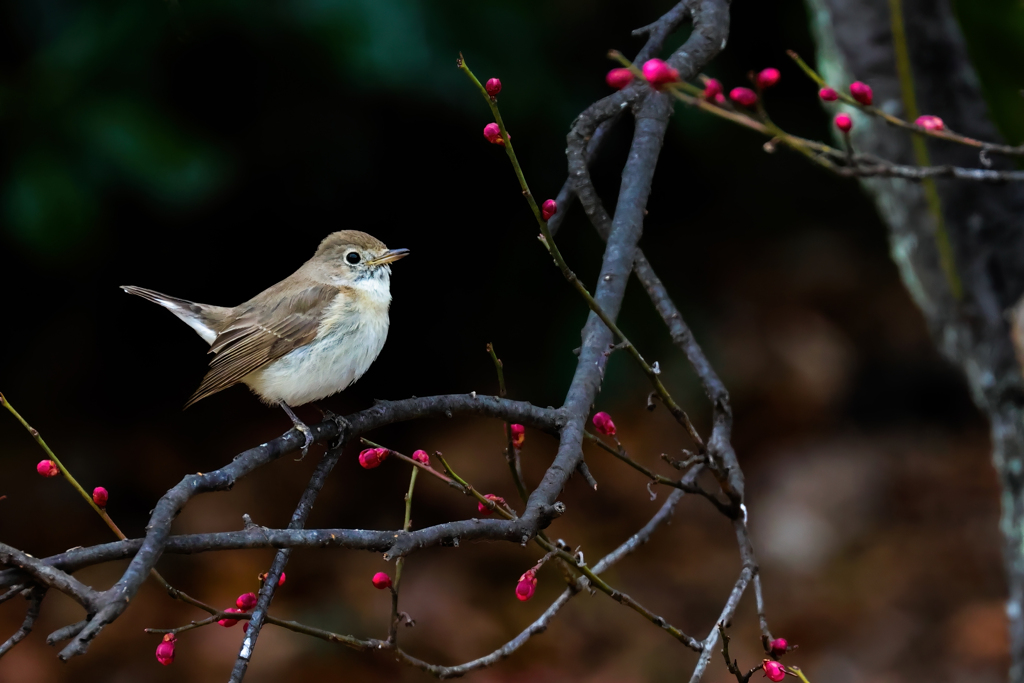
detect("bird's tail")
[121,285,230,345]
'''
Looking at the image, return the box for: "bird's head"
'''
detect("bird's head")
[312,230,409,287]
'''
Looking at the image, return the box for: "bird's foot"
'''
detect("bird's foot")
[316,408,351,449]
[279,402,315,460]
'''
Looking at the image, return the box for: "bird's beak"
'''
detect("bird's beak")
[367,248,410,266]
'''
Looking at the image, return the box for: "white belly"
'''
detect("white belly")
[242,310,390,406]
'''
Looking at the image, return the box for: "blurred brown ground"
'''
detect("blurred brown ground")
[0,222,1006,683]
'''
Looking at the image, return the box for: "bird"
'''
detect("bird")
[122,230,409,454]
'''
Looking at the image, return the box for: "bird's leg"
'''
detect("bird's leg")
[279,402,314,459]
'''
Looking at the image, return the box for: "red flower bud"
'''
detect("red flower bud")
[541,199,557,221]
[641,59,679,88]
[834,113,853,133]
[606,68,634,90]
[242,621,249,633]
[372,572,392,590]
[91,486,108,507]
[729,87,758,107]
[485,78,502,97]
[478,493,505,516]
[515,569,537,601]
[818,87,838,102]
[768,637,789,657]
[358,447,389,469]
[703,78,723,101]
[218,607,244,627]
[756,68,780,89]
[915,115,944,132]
[483,122,505,146]
[510,424,525,449]
[155,633,176,666]
[412,449,430,466]
[763,660,786,682]
[236,592,258,611]
[278,572,286,586]
[849,81,873,105]
[591,411,616,436]
[36,459,59,478]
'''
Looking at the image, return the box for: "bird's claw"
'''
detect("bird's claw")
[294,423,314,461]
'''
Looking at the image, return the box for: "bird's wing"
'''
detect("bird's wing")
[184,283,338,408]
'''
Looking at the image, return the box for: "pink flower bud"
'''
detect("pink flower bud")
[606,68,634,90]
[91,486,108,507]
[515,569,537,601]
[483,122,505,146]
[510,424,525,449]
[278,572,286,586]
[541,199,557,221]
[372,572,392,590]
[485,78,502,97]
[358,447,389,469]
[478,493,506,516]
[834,113,853,133]
[218,607,244,627]
[756,68,780,89]
[641,59,680,88]
[36,460,59,478]
[729,87,758,107]
[242,621,249,633]
[412,449,430,466]
[703,78,723,101]
[155,633,176,666]
[849,81,873,105]
[915,115,944,131]
[768,637,789,656]
[763,660,786,682]
[714,92,726,105]
[236,592,258,611]
[592,411,616,436]
[818,87,838,102]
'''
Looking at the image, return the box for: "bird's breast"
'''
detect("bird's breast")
[243,292,391,406]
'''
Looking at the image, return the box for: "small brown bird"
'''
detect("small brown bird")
[123,230,409,452]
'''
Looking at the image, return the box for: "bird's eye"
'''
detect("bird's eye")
[346,251,361,264]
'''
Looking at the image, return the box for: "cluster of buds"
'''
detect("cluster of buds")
[35,459,112,509]
[591,411,616,436]
[359,447,390,469]
[478,493,505,516]
[510,423,525,449]
[515,569,537,601]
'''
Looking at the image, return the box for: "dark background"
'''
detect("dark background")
[2,1,1022,681]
